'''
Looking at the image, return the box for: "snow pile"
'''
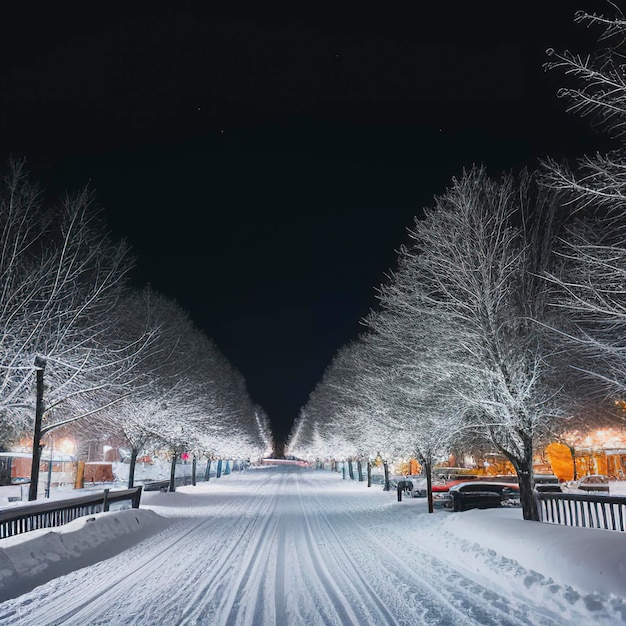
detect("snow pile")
[0,508,169,602]
[436,509,626,597]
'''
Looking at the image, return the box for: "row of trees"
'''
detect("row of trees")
[288,5,626,521]
[0,160,272,498]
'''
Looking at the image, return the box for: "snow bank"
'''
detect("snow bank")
[436,509,626,597]
[0,508,169,602]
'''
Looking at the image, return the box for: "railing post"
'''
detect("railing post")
[132,486,143,508]
[103,488,110,512]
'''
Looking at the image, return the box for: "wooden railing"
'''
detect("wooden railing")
[535,491,626,532]
[0,487,142,539]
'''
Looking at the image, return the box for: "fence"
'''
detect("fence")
[141,475,203,491]
[535,491,626,532]
[0,487,142,539]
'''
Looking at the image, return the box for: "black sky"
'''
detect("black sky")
[0,2,607,445]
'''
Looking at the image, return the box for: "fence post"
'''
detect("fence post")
[132,486,143,509]
[103,488,110,512]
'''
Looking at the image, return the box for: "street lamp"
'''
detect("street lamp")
[29,355,47,501]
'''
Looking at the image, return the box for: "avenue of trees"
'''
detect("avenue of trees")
[288,5,626,521]
[0,160,271,498]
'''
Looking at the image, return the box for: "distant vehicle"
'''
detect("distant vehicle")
[566,474,610,493]
[533,474,562,493]
[446,482,521,512]
[408,475,429,497]
[370,473,385,485]
[431,478,480,506]
[386,477,400,490]
[432,467,479,482]
[384,475,423,493]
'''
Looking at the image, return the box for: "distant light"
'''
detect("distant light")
[59,438,76,455]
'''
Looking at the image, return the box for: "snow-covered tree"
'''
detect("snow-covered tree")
[365,308,464,510]
[543,6,626,405]
[0,161,158,498]
[90,282,270,487]
[543,6,626,212]
[253,406,274,457]
[375,168,570,520]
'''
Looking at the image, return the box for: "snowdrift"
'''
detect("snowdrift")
[0,509,169,602]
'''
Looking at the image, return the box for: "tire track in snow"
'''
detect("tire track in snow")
[16,516,216,625]
[294,475,399,626]
[302,483,562,626]
[177,472,284,625]
[106,474,282,626]
[0,476,277,625]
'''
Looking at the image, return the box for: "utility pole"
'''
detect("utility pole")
[28,355,46,501]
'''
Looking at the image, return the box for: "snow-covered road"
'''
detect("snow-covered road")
[0,467,613,625]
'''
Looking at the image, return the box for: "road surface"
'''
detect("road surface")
[0,467,575,625]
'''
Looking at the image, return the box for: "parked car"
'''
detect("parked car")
[446,482,520,512]
[533,474,562,493]
[566,474,610,493]
[370,473,385,485]
[386,474,421,492]
[386,476,401,490]
[408,476,428,497]
[431,478,480,506]
[432,468,479,482]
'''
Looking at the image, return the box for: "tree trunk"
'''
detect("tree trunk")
[204,458,212,481]
[504,444,537,521]
[357,460,363,482]
[216,459,222,478]
[383,460,390,491]
[348,460,354,480]
[128,447,139,489]
[169,452,177,492]
[568,445,578,481]
[424,460,434,514]
[367,461,372,488]
[192,455,197,486]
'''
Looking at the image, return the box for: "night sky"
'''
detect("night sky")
[0,2,606,445]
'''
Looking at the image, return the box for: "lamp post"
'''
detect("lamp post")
[29,355,47,501]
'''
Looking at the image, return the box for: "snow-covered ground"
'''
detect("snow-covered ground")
[0,467,624,625]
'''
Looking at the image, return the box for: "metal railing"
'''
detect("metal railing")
[140,475,202,491]
[535,491,626,532]
[0,487,142,539]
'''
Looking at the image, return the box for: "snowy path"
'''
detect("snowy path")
[0,468,585,625]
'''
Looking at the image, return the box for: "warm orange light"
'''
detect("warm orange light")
[58,438,76,456]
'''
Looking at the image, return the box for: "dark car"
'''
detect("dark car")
[431,478,480,507]
[533,474,562,493]
[446,481,520,512]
